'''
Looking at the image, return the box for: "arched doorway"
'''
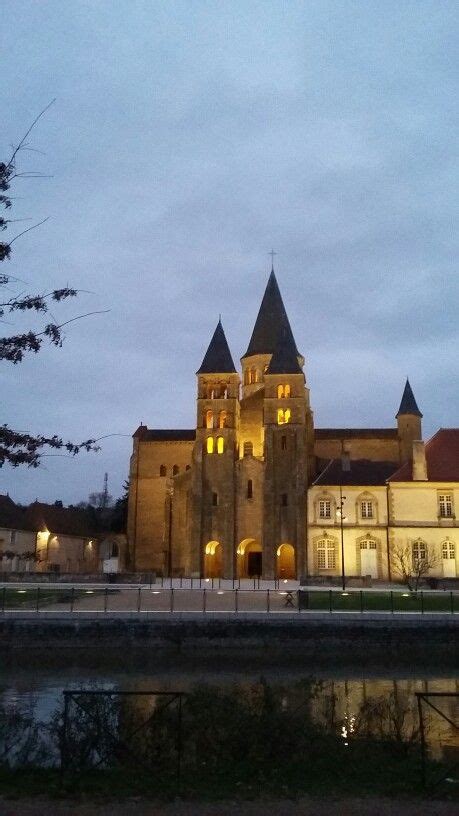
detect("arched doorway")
[277,543,296,579]
[204,541,222,578]
[237,538,262,577]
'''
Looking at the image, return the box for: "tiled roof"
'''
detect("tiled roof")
[0,495,26,529]
[314,459,399,486]
[0,497,98,537]
[266,328,303,375]
[315,428,398,439]
[396,378,422,418]
[133,427,196,442]
[389,429,459,482]
[244,269,299,358]
[196,320,237,374]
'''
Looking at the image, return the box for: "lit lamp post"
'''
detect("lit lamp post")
[337,485,346,591]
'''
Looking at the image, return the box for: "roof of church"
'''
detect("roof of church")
[315,428,398,439]
[196,319,237,374]
[0,497,98,537]
[266,328,303,375]
[243,269,299,358]
[389,429,459,482]
[396,378,422,418]
[314,459,398,486]
[133,427,196,441]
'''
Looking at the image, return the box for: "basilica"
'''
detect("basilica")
[127,269,458,580]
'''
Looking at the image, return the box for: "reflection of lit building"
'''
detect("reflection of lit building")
[128,269,458,579]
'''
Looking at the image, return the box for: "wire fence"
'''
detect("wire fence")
[1,585,458,615]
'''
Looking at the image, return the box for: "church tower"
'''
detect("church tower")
[396,378,423,464]
[190,320,240,577]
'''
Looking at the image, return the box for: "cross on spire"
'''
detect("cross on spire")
[268,249,277,271]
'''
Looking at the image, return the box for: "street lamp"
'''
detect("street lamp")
[167,485,174,578]
[337,485,346,591]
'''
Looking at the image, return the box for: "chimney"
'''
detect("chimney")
[341,451,351,472]
[412,440,427,481]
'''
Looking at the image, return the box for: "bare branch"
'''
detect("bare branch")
[6,99,56,170]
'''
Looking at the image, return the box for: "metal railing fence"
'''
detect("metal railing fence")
[0,585,458,615]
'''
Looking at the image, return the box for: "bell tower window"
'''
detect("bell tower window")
[277,408,291,425]
[206,437,214,454]
[217,436,224,454]
[205,410,213,429]
[218,410,227,428]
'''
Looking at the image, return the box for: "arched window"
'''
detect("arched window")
[217,436,224,454]
[218,410,227,428]
[277,408,291,425]
[212,492,218,506]
[247,479,253,499]
[284,384,291,398]
[206,437,214,454]
[159,465,167,476]
[185,465,191,471]
[277,384,284,399]
[360,538,376,550]
[281,493,288,507]
[281,435,287,450]
[254,369,261,383]
[244,369,250,385]
[205,410,213,429]
[172,465,179,475]
[442,540,455,560]
[412,539,427,568]
[317,538,336,570]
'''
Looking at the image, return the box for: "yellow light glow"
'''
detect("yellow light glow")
[217,436,224,454]
[205,409,213,429]
[277,409,291,425]
[206,437,214,454]
[205,541,219,555]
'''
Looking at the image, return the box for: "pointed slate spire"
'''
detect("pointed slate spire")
[196,320,237,374]
[266,328,303,374]
[396,378,423,418]
[244,269,299,358]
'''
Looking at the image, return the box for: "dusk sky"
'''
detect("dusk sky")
[1,0,457,506]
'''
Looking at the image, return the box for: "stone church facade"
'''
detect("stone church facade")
[126,269,448,580]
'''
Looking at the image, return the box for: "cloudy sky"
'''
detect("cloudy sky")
[1,0,457,505]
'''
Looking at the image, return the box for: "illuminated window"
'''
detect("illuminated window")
[218,410,227,428]
[361,500,373,519]
[442,540,455,560]
[247,479,253,499]
[277,409,290,425]
[277,384,284,399]
[284,384,291,398]
[172,465,179,475]
[206,437,214,454]
[244,369,250,385]
[319,500,331,519]
[412,539,426,568]
[317,538,336,570]
[159,465,167,476]
[205,410,213,429]
[217,436,224,454]
[439,494,454,518]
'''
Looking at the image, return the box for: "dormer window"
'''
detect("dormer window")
[319,500,331,519]
[439,494,454,518]
[361,500,374,519]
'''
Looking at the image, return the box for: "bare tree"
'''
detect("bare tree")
[390,541,439,592]
[1,104,106,467]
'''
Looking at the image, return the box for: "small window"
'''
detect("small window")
[361,500,373,519]
[218,410,227,428]
[439,494,453,518]
[412,539,427,568]
[281,493,288,507]
[172,465,179,475]
[281,435,287,450]
[247,479,253,499]
[206,437,214,454]
[217,436,224,454]
[360,539,376,550]
[277,384,284,399]
[159,465,167,477]
[277,408,291,425]
[185,465,191,471]
[284,384,291,398]
[319,500,331,519]
[205,409,213,429]
[212,492,218,507]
